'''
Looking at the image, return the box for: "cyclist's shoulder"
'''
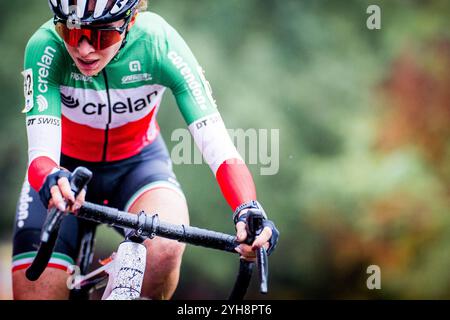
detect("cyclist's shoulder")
[24,20,67,71]
[133,11,181,43]
[24,20,66,68]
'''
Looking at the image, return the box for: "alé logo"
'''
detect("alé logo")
[129,61,141,72]
[61,90,159,116]
[122,60,152,84]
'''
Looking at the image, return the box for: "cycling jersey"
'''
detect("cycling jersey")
[22,11,256,210]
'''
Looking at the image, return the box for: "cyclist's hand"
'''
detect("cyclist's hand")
[233,202,280,262]
[39,169,85,212]
[48,179,86,212]
[234,209,272,261]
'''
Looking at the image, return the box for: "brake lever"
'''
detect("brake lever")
[26,167,93,281]
[41,207,64,243]
[245,210,269,294]
[257,246,269,293]
[41,167,93,242]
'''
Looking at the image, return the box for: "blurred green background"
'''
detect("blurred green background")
[1,0,450,299]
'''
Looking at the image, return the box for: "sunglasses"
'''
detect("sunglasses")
[54,16,131,50]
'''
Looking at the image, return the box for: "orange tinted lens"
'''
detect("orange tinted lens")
[55,23,122,50]
[55,23,83,47]
[97,29,123,50]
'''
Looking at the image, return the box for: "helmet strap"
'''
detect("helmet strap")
[119,29,130,51]
[117,12,137,53]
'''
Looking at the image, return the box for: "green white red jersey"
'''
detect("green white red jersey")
[22,12,256,210]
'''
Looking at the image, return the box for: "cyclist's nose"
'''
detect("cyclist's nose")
[77,37,96,56]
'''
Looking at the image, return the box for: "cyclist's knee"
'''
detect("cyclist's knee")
[141,238,184,299]
[128,186,188,274]
[145,237,185,270]
[12,228,75,300]
[12,268,70,300]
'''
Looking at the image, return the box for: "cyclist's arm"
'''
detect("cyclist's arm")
[22,29,64,192]
[159,22,256,211]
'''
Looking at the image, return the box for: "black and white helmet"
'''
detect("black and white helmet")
[48,0,140,25]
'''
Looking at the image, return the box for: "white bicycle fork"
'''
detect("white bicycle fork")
[102,241,147,300]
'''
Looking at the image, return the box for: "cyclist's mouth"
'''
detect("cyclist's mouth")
[77,58,100,70]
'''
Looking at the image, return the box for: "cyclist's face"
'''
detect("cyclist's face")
[65,20,125,77]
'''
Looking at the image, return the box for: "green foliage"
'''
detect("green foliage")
[1,0,449,299]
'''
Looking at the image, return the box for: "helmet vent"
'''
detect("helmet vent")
[111,0,130,15]
[93,0,109,18]
[76,0,88,18]
[61,0,70,15]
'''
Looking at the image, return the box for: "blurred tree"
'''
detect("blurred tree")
[1,0,450,299]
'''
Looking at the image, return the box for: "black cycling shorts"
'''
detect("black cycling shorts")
[12,134,184,273]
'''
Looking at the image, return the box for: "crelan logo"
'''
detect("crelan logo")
[36,95,48,112]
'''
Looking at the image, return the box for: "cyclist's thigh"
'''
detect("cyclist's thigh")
[121,175,189,299]
[113,134,189,249]
[106,135,189,299]
[12,178,88,299]
[128,188,189,225]
[113,134,189,224]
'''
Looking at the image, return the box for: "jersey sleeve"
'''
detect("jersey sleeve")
[158,21,257,211]
[22,27,64,192]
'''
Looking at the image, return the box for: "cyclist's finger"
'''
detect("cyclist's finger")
[237,244,255,255]
[240,255,256,262]
[235,244,256,262]
[251,226,273,250]
[72,188,86,211]
[235,221,247,242]
[50,185,66,212]
[48,198,55,209]
[57,177,75,203]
